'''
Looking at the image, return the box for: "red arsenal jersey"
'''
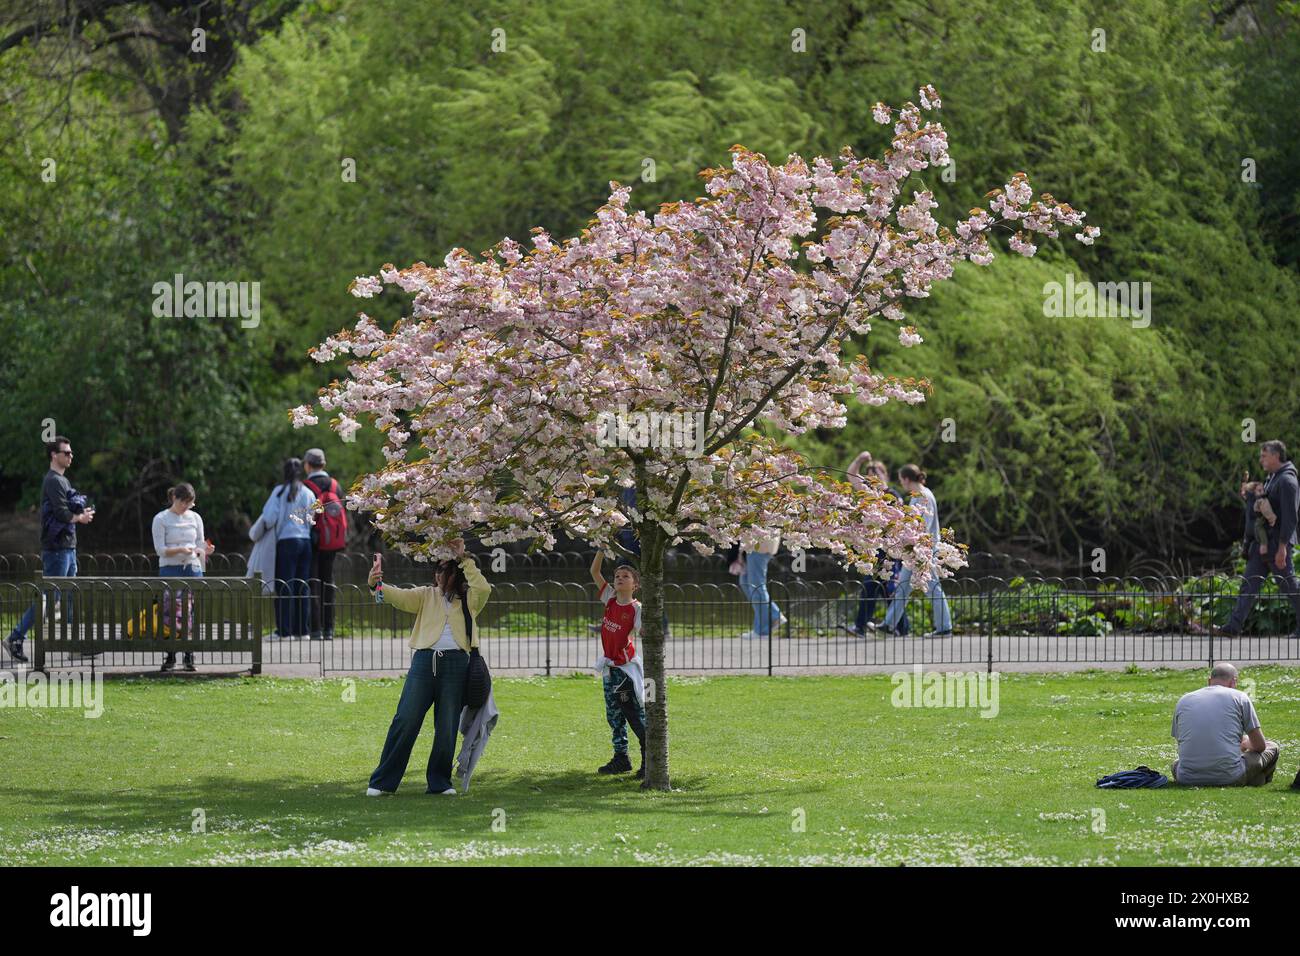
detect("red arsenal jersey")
[599,583,641,665]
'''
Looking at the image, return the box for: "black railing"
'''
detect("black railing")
[2,549,1214,583]
[2,570,1297,675]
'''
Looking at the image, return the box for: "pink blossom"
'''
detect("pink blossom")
[290,405,319,427]
[349,275,383,298]
[293,87,1094,581]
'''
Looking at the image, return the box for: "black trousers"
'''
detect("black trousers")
[309,549,338,636]
[1228,547,1300,632]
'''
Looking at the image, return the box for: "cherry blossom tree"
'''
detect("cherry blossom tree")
[294,85,1098,790]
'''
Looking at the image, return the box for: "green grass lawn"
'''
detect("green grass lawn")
[3,668,1300,865]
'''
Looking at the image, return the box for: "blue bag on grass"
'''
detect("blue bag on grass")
[1095,766,1168,789]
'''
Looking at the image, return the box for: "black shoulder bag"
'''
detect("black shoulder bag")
[462,593,491,708]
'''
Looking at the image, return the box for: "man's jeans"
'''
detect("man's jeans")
[1227,549,1300,633]
[856,558,909,634]
[884,562,952,633]
[739,551,782,636]
[8,548,78,642]
[369,648,468,793]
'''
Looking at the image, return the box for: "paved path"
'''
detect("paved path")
[12,631,1300,678]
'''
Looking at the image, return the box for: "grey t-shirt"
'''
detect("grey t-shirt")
[1171,685,1259,785]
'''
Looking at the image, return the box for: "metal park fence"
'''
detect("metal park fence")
[0,549,1076,586]
[2,555,1298,675]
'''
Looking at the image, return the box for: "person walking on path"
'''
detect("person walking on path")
[842,452,909,637]
[365,539,493,796]
[151,482,213,672]
[1218,441,1300,638]
[259,458,316,639]
[738,531,787,640]
[4,437,94,664]
[880,464,952,638]
[303,448,346,641]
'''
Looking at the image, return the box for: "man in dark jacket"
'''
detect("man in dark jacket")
[1220,440,1300,637]
[4,437,94,662]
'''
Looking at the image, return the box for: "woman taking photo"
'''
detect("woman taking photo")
[365,538,492,796]
[151,482,213,672]
[258,458,316,639]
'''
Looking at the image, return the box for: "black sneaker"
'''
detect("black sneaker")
[598,753,632,775]
[1291,770,1300,791]
[160,655,176,673]
[182,654,197,672]
[3,635,28,663]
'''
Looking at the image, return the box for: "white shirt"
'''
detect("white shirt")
[432,595,461,650]
[152,508,205,569]
[912,487,941,537]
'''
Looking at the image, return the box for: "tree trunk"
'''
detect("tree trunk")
[638,525,671,790]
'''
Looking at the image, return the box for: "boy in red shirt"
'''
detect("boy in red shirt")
[590,551,647,778]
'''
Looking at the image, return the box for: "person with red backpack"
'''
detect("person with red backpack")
[304,448,348,641]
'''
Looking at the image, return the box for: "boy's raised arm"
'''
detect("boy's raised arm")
[590,549,607,593]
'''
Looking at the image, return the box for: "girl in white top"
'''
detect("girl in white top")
[151,483,214,672]
[152,483,211,571]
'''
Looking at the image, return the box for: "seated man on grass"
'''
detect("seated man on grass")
[1171,662,1279,787]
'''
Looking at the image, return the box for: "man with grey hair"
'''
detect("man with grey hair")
[1170,663,1278,786]
[1219,440,1300,637]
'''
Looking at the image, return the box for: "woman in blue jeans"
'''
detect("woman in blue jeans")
[881,464,953,637]
[151,483,214,672]
[259,458,316,638]
[738,533,786,639]
[365,540,493,796]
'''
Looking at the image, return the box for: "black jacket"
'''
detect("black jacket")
[40,469,77,551]
[1244,461,1299,549]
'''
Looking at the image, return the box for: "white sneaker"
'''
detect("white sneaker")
[437,788,457,796]
[365,787,392,797]
[738,631,758,640]
[777,614,789,630]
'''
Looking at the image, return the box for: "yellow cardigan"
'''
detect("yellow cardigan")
[381,556,492,652]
